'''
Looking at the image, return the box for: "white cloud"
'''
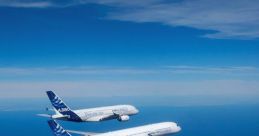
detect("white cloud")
[0,0,54,8]
[0,66,259,105]
[1,0,258,39]
[0,66,258,77]
[0,66,258,97]
[103,0,259,39]
[0,67,157,76]
[79,0,160,6]
[0,80,259,100]
[165,66,259,74]
[0,65,259,82]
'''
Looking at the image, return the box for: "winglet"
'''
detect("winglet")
[47,120,72,136]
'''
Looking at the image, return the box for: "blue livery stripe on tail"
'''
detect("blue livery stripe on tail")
[46,91,82,122]
[46,91,71,113]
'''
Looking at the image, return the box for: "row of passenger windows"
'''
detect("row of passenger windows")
[126,127,171,136]
[84,108,129,118]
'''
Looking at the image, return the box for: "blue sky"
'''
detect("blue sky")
[0,0,259,105]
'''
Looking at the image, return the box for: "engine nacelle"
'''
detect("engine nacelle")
[117,115,130,122]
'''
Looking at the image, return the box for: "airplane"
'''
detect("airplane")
[48,120,181,136]
[40,91,139,122]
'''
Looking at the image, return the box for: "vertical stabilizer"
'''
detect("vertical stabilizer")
[48,120,72,136]
[46,91,82,122]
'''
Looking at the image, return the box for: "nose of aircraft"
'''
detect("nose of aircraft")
[134,108,139,114]
[176,126,181,132]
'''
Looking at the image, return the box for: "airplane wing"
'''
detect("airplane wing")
[112,109,123,116]
[133,134,150,136]
[67,130,99,136]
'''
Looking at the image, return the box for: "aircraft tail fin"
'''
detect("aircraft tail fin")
[46,91,82,122]
[46,91,71,113]
[48,120,72,136]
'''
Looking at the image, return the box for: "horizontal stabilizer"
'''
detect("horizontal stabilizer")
[37,114,51,118]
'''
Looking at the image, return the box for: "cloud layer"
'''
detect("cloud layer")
[0,66,258,105]
[1,0,259,39]
[102,0,259,39]
[0,66,258,77]
[0,66,258,95]
[0,80,259,98]
[0,0,54,8]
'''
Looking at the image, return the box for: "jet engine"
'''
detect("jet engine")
[118,115,130,122]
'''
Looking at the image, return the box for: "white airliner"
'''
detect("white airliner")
[40,91,139,122]
[48,120,181,136]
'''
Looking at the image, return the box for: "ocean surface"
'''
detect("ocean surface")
[0,99,259,136]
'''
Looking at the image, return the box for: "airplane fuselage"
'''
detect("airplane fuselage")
[48,120,181,136]
[46,90,139,122]
[95,122,181,136]
[52,105,139,122]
